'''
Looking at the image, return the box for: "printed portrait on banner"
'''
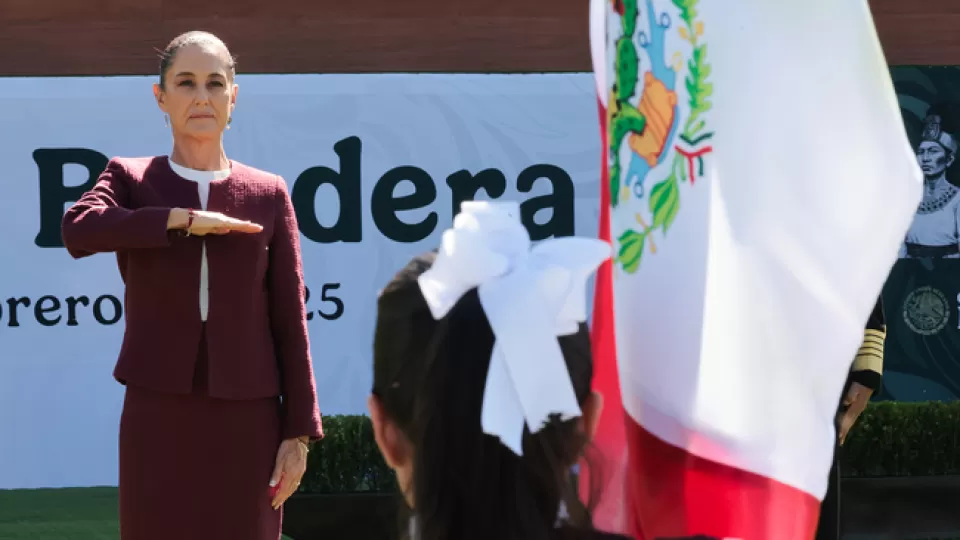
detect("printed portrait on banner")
[882,67,960,402]
[898,99,960,260]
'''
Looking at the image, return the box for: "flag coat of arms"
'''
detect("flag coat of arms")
[585,0,923,538]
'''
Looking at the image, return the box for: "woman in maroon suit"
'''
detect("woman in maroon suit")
[61,31,322,540]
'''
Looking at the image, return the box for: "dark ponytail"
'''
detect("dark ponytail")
[373,253,599,540]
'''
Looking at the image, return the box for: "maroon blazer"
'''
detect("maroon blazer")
[61,156,323,440]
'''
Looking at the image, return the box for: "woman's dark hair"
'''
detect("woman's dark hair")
[158,31,237,88]
[373,252,599,540]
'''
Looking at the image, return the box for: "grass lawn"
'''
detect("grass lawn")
[0,488,296,540]
[0,488,119,540]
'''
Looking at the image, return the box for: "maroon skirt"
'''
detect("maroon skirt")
[118,327,283,540]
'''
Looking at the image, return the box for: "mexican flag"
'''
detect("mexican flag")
[583,0,922,538]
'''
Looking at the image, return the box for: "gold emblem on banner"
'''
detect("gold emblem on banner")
[903,286,950,335]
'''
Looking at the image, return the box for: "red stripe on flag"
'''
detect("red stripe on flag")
[581,97,629,534]
[584,98,820,539]
[625,417,821,540]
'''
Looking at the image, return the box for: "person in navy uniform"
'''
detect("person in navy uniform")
[815,298,886,540]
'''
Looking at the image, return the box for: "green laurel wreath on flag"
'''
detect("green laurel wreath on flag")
[615,0,714,275]
[609,0,643,210]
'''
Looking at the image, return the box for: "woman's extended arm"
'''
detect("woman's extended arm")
[61,159,176,258]
[267,177,323,442]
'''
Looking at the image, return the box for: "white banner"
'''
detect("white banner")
[0,74,600,488]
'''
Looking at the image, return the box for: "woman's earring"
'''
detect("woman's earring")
[226,116,232,130]
[163,114,170,128]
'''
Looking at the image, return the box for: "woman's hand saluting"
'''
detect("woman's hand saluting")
[167,208,263,236]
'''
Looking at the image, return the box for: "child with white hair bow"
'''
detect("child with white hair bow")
[366,201,629,540]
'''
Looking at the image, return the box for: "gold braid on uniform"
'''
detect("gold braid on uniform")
[848,298,885,392]
[852,328,885,375]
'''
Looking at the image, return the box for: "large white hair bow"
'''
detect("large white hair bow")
[417,201,611,455]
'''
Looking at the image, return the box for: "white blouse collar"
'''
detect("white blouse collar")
[169,158,231,183]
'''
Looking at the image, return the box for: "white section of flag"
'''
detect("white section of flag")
[602,0,922,500]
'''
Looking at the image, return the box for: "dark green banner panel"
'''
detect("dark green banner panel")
[881,66,960,402]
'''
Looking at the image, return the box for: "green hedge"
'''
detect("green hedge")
[302,416,397,493]
[302,401,960,493]
[840,401,960,477]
